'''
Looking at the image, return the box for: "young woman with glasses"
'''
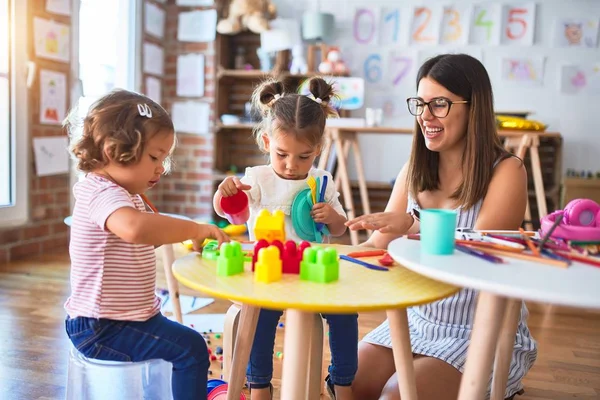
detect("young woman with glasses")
[345,54,537,400]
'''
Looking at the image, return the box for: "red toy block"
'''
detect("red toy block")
[252,239,269,271]
[282,241,300,274]
[270,240,284,257]
[298,241,311,256]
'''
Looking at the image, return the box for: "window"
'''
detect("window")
[0,0,28,226]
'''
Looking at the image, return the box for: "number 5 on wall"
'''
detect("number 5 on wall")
[501,3,536,45]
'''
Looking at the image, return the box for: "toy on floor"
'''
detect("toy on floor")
[207,378,246,400]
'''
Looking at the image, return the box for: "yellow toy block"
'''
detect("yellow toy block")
[254,245,283,283]
[254,209,286,243]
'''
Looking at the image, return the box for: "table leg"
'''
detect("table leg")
[161,244,182,324]
[458,292,508,400]
[332,131,358,245]
[386,308,418,400]
[490,299,521,400]
[529,137,548,218]
[306,314,325,399]
[350,134,373,235]
[281,309,313,400]
[226,304,260,400]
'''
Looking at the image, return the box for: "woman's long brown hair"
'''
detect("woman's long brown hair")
[406,54,511,210]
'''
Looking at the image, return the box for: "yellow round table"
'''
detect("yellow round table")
[173,244,459,400]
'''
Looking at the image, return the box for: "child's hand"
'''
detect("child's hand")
[191,224,230,251]
[311,203,339,224]
[218,176,251,197]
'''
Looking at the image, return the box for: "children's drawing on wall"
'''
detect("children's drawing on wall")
[501,57,545,86]
[440,5,472,45]
[409,5,443,45]
[39,69,67,125]
[554,18,599,48]
[561,64,600,95]
[298,77,365,110]
[33,17,70,63]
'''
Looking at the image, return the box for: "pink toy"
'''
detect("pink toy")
[540,198,600,241]
[220,191,250,225]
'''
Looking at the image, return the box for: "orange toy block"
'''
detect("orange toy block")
[254,245,283,283]
[254,209,286,242]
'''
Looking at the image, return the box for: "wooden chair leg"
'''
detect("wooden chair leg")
[222,302,242,381]
[227,304,260,400]
[306,314,325,399]
[161,244,182,324]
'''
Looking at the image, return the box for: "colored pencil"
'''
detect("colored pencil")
[463,245,569,268]
[455,239,523,253]
[520,228,540,256]
[339,255,389,271]
[555,251,600,268]
[537,213,564,251]
[455,244,505,264]
[346,249,387,258]
[540,249,572,265]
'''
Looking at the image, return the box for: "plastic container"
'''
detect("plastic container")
[420,209,457,255]
[220,191,250,225]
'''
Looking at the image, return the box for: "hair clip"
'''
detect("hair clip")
[307,94,324,105]
[137,103,152,118]
[268,93,283,107]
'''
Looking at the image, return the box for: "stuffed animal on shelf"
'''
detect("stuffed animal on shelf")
[289,44,308,74]
[216,0,277,35]
[318,47,349,75]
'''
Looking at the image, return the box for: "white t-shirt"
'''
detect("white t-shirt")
[240,165,346,242]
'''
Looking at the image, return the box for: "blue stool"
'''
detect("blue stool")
[66,347,172,400]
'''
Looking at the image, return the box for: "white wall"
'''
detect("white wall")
[274,0,600,183]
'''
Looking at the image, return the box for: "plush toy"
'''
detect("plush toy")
[318,48,349,75]
[289,44,308,74]
[216,0,277,35]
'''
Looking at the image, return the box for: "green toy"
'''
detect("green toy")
[217,241,245,277]
[202,240,220,260]
[299,247,339,283]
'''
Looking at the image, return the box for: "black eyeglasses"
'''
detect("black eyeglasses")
[406,97,469,118]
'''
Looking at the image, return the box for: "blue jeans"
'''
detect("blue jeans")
[246,309,358,388]
[65,313,209,400]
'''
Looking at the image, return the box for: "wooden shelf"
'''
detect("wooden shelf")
[217,68,350,80]
[216,122,255,131]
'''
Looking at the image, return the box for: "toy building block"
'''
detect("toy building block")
[299,247,339,283]
[254,246,283,283]
[217,241,245,277]
[254,209,286,242]
[252,239,270,271]
[281,240,300,274]
[202,240,220,260]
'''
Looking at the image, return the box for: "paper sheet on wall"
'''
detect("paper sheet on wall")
[172,101,210,134]
[440,5,472,45]
[469,3,501,45]
[145,76,162,104]
[500,3,536,45]
[177,53,205,97]
[143,42,164,76]
[145,2,166,39]
[178,10,217,42]
[176,0,214,5]
[501,57,545,86]
[554,17,599,48]
[560,64,600,95]
[33,136,70,177]
[34,17,70,62]
[39,69,67,125]
[409,5,442,45]
[46,0,71,16]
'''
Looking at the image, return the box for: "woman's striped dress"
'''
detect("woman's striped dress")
[363,196,538,399]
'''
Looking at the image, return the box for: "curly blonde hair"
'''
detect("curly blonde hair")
[65,89,176,173]
[251,77,338,153]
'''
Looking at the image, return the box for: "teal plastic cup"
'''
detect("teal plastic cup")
[420,209,457,255]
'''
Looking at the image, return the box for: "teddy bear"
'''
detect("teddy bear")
[216,0,277,35]
[318,47,349,75]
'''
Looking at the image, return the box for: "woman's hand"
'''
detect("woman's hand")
[346,211,414,235]
[218,176,251,197]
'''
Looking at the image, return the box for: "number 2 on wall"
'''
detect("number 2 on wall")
[505,8,528,40]
[413,7,434,42]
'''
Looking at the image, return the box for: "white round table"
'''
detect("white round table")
[388,237,600,400]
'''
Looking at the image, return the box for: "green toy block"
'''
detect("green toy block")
[299,247,339,283]
[202,240,220,260]
[217,241,244,277]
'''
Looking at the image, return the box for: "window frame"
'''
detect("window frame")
[0,0,29,227]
